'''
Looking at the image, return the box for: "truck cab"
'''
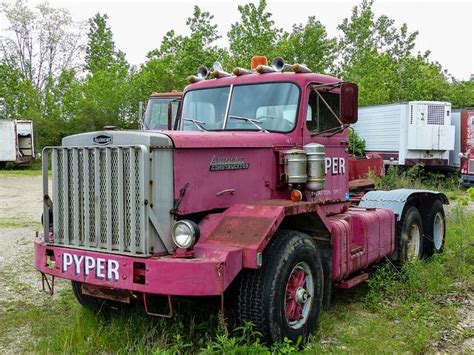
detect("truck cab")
[142,91,182,130]
[450,109,474,187]
[459,110,474,187]
[35,57,447,345]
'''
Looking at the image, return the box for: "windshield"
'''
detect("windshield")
[181,83,299,132]
[144,98,180,130]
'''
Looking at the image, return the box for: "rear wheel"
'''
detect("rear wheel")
[397,206,424,265]
[236,230,323,345]
[423,200,446,257]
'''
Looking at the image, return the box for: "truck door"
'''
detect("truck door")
[303,85,349,204]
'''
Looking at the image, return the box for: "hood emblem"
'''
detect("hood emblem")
[210,155,249,171]
[93,134,112,145]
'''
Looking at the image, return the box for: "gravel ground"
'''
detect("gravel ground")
[0,175,67,353]
[0,174,472,352]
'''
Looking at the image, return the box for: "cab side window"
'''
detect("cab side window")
[306,90,341,133]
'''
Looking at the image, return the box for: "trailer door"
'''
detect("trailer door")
[0,120,16,162]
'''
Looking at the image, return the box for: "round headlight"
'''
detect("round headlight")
[172,220,199,249]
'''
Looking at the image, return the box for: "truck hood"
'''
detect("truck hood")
[62,130,296,149]
[160,130,296,148]
[62,130,173,148]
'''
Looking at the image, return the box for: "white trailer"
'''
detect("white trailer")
[0,119,35,168]
[353,101,455,167]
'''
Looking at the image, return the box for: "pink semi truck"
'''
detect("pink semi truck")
[451,109,474,187]
[35,56,447,344]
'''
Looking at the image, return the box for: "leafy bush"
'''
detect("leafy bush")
[348,129,366,157]
[373,163,462,192]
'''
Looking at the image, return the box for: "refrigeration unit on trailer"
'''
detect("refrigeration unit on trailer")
[0,119,34,168]
[353,101,455,167]
[450,109,474,187]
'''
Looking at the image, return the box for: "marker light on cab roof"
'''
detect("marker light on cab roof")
[251,56,268,70]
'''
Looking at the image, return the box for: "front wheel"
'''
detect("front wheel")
[236,230,323,344]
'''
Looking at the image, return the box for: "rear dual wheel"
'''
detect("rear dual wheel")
[397,201,446,265]
[236,230,323,345]
[398,206,424,264]
[423,200,446,257]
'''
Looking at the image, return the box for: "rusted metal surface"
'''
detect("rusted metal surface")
[207,216,276,245]
[41,273,55,296]
[35,233,242,296]
[336,273,369,289]
[149,91,182,98]
[203,200,341,268]
[82,283,132,303]
[328,207,395,282]
[348,154,383,180]
[348,178,375,191]
[143,294,173,318]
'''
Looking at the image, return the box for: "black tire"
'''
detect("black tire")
[236,230,323,345]
[423,200,446,257]
[397,206,424,265]
[71,281,114,312]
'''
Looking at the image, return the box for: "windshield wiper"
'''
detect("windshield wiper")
[182,118,208,131]
[228,115,268,132]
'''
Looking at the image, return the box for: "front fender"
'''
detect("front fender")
[195,199,325,269]
[358,189,448,221]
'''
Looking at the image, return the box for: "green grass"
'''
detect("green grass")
[0,217,42,228]
[0,169,42,177]
[1,207,472,353]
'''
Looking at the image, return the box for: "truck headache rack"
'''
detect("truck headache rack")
[42,145,149,256]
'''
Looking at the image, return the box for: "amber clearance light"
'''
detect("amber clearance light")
[290,190,303,202]
[251,56,268,70]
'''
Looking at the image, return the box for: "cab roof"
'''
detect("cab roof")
[149,91,183,98]
[184,71,342,93]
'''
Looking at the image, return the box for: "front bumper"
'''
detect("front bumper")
[34,234,242,296]
[461,174,474,188]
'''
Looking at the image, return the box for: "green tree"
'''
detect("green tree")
[449,80,474,108]
[73,13,132,132]
[278,16,336,73]
[132,5,224,110]
[228,0,282,68]
[338,0,450,106]
[0,0,83,92]
[85,13,118,73]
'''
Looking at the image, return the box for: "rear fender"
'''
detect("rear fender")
[196,199,330,269]
[359,189,448,221]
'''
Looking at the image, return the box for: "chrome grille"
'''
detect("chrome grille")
[427,105,445,125]
[47,146,148,255]
[469,160,474,174]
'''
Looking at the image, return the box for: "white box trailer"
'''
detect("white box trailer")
[0,119,35,168]
[353,101,455,167]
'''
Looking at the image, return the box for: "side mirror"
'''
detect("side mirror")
[340,82,358,124]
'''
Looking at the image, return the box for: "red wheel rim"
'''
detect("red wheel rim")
[285,262,313,329]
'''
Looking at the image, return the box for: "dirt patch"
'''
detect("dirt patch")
[433,292,474,353]
[0,175,66,353]
[0,175,44,221]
